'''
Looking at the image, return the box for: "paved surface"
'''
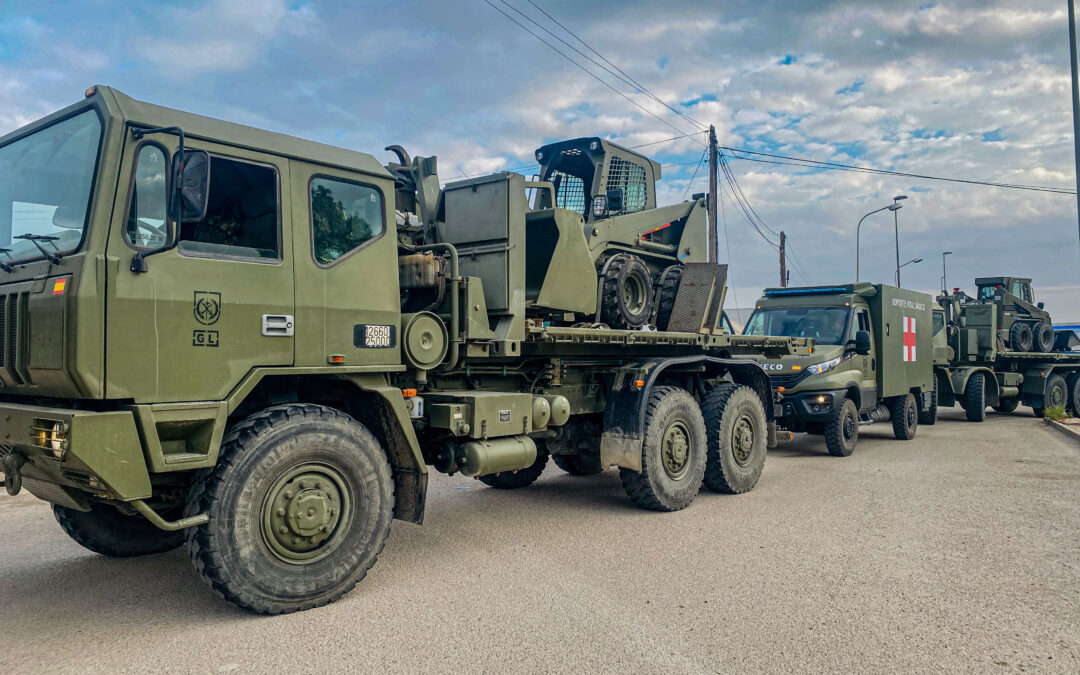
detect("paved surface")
[1,408,1078,673]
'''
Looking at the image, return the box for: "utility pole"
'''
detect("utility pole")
[1069,0,1080,269]
[779,230,787,287]
[707,125,718,264]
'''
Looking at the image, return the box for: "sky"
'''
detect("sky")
[1,0,1078,318]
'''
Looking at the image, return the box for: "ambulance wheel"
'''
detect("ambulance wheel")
[619,387,706,511]
[701,384,767,494]
[654,266,682,331]
[890,393,918,440]
[964,372,986,422]
[825,398,859,456]
[600,254,655,329]
[53,502,184,558]
[478,450,548,489]
[993,398,1019,414]
[1032,321,1055,353]
[918,377,939,425]
[1009,322,1033,352]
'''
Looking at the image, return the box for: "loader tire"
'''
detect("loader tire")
[619,387,706,511]
[654,266,682,331]
[701,384,767,493]
[53,502,184,558]
[890,393,918,440]
[600,254,655,329]
[825,398,859,457]
[185,404,394,615]
[1009,322,1033,352]
[964,372,986,422]
[478,450,549,489]
[1032,321,1055,353]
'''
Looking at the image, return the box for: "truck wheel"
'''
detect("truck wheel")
[185,404,394,615]
[552,453,603,476]
[701,384,767,493]
[964,372,986,422]
[1040,374,1068,415]
[890,393,918,440]
[619,386,706,511]
[478,450,548,489]
[1068,374,1080,415]
[654,266,682,331]
[548,416,604,476]
[825,398,859,456]
[918,376,939,425]
[1032,321,1055,353]
[993,398,1019,414]
[1009,322,1033,352]
[53,502,184,558]
[600,254,655,329]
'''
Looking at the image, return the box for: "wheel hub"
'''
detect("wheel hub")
[623,274,647,315]
[843,413,856,441]
[662,422,691,479]
[262,464,350,563]
[731,415,755,467]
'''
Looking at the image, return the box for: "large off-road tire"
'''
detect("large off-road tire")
[700,384,767,493]
[548,415,605,476]
[53,502,184,558]
[1068,374,1080,416]
[994,398,1020,414]
[619,387,707,511]
[825,397,859,457]
[964,372,986,422]
[1035,374,1068,419]
[1032,321,1055,353]
[919,376,939,425]
[1009,322,1033,352]
[478,450,549,489]
[890,393,918,440]
[185,404,394,615]
[654,266,682,331]
[600,254,655,329]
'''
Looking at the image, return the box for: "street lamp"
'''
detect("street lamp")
[941,251,953,294]
[894,257,923,286]
[893,195,908,286]
[856,202,903,281]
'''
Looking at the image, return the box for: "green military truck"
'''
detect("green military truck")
[742,284,935,456]
[0,86,811,614]
[934,280,1080,421]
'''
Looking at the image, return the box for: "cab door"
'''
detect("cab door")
[106,134,294,403]
[853,306,877,409]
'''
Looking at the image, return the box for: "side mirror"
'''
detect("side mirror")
[171,150,210,222]
[853,329,872,355]
[605,187,624,214]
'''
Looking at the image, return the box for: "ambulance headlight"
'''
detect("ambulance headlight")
[806,355,842,375]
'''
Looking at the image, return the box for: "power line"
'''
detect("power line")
[718,183,740,313]
[681,144,709,201]
[629,132,704,149]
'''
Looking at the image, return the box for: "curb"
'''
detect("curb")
[1044,418,1080,444]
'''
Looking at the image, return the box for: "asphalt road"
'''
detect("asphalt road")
[1,407,1078,673]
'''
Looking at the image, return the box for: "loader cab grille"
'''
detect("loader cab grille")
[549,169,586,216]
[605,157,647,214]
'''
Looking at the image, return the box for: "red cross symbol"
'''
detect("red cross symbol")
[902,316,917,362]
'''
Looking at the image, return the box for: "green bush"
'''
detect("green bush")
[1043,405,1068,421]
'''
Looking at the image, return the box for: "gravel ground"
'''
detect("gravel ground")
[0,407,1077,673]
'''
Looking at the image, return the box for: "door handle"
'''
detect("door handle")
[262,314,294,337]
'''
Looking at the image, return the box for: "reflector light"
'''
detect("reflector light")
[401,388,418,398]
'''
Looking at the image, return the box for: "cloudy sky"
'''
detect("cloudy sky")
[2,0,1078,318]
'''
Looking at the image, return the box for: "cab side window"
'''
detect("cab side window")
[178,156,280,260]
[310,177,384,266]
[853,309,871,340]
[125,144,169,250]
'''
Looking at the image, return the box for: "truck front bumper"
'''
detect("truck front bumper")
[0,402,150,509]
[779,389,846,421]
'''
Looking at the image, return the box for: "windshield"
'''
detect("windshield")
[0,109,102,263]
[744,306,852,345]
[977,286,998,300]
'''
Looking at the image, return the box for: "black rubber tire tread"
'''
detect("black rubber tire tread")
[919,375,939,425]
[890,393,918,440]
[600,254,655,329]
[654,266,682,332]
[993,398,1020,414]
[619,386,706,512]
[478,450,549,489]
[552,452,603,476]
[185,403,394,615]
[1032,321,1055,353]
[1043,373,1068,412]
[964,372,986,422]
[700,384,767,493]
[548,415,604,476]
[53,502,184,558]
[825,398,859,457]
[1033,407,1046,418]
[1068,374,1080,416]
[1009,322,1033,352]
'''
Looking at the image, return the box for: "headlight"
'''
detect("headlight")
[806,355,842,375]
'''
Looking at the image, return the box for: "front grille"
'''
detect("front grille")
[0,291,28,384]
[769,371,809,390]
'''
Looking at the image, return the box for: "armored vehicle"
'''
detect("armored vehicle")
[742,284,935,456]
[0,87,810,614]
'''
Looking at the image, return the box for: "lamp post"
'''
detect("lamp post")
[894,257,923,286]
[856,202,903,281]
[941,251,953,294]
[892,195,908,286]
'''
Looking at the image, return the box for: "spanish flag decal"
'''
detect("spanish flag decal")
[52,278,67,295]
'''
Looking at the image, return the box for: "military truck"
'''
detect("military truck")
[934,284,1080,421]
[0,86,812,614]
[742,284,935,456]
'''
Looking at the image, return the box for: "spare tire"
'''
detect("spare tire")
[600,254,655,329]
[1009,322,1033,352]
[654,266,682,331]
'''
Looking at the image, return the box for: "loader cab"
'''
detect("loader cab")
[533,138,660,223]
[976,276,1034,305]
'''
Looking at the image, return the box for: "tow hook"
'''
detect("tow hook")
[2,452,26,496]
